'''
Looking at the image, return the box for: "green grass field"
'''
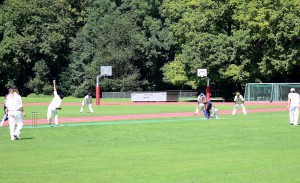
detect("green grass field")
[1,96,285,119]
[0,100,298,183]
[4,103,283,119]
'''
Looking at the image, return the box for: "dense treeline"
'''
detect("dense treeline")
[1,0,300,98]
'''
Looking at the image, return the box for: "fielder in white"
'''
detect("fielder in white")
[47,80,64,126]
[287,88,299,126]
[80,93,94,114]
[5,85,26,140]
[232,92,247,115]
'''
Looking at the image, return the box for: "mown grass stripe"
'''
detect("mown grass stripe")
[23,117,229,129]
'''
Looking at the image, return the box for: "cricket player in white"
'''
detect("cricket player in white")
[47,80,63,126]
[210,106,219,119]
[287,88,300,126]
[6,85,26,140]
[232,92,247,115]
[80,93,94,113]
[194,93,207,118]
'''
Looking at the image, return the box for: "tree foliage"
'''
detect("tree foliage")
[63,0,175,96]
[0,0,85,94]
[1,0,300,96]
[162,0,300,93]
[232,0,300,81]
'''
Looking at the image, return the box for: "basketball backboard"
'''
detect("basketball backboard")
[197,69,207,77]
[101,66,112,76]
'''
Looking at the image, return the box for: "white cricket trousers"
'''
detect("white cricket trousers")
[8,111,23,140]
[232,104,247,115]
[289,106,299,125]
[80,104,94,113]
[47,107,59,125]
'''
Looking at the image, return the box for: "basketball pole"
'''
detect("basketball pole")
[206,77,210,100]
[96,66,112,106]
[96,75,101,105]
[197,69,210,100]
[96,74,107,105]
[96,85,100,105]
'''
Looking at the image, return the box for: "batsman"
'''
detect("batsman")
[194,92,207,119]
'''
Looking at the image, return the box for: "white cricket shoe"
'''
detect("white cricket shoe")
[14,135,20,140]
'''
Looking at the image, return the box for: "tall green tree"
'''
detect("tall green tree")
[162,0,300,95]
[64,0,175,96]
[0,0,85,94]
[162,0,250,92]
[119,0,176,90]
[63,0,145,96]
[231,0,300,82]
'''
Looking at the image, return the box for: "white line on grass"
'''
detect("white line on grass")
[23,117,230,129]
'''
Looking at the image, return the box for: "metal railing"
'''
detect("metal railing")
[102,92,132,98]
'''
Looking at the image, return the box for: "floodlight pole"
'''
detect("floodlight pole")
[96,74,107,105]
[206,77,210,100]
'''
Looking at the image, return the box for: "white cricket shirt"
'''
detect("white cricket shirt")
[6,93,23,111]
[49,91,62,109]
[288,92,300,106]
[234,95,244,105]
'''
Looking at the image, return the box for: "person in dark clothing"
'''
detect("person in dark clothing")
[0,94,8,126]
[203,98,212,119]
